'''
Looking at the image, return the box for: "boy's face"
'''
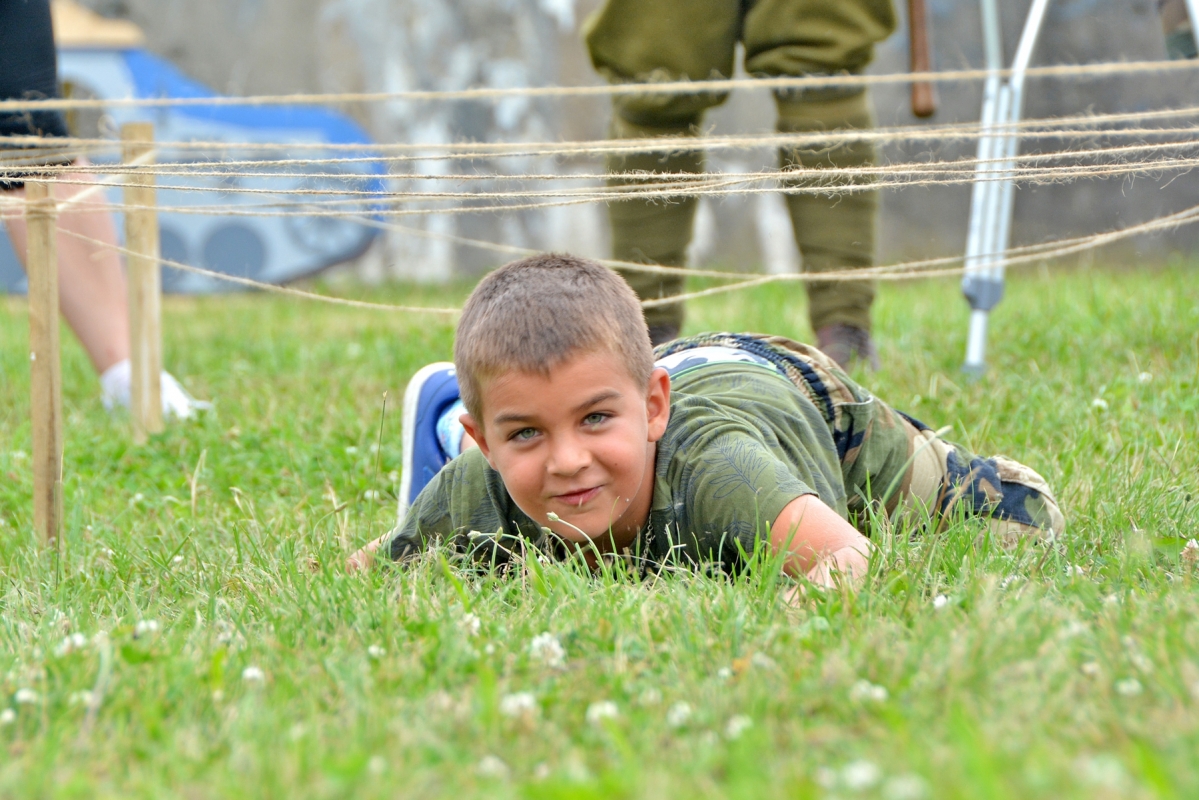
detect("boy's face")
[460,349,670,549]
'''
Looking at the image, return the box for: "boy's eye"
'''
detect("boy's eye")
[583,412,608,427]
[510,427,538,442]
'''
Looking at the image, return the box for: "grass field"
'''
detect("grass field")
[0,264,1197,799]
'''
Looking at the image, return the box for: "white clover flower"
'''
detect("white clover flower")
[172,555,185,565]
[135,619,159,636]
[842,760,882,791]
[1076,754,1129,790]
[68,690,94,707]
[1131,653,1153,673]
[1114,678,1142,696]
[1137,372,1153,384]
[54,632,88,657]
[499,692,539,719]
[883,774,929,800]
[241,666,265,683]
[932,594,949,609]
[460,613,481,637]
[477,754,510,779]
[1065,564,1087,578]
[1080,662,1101,677]
[665,702,692,728]
[850,680,889,703]
[750,652,777,670]
[368,755,387,776]
[1059,621,1088,639]
[14,688,38,705]
[585,701,619,726]
[716,666,733,680]
[725,715,753,740]
[0,709,14,726]
[1091,398,1108,411]
[529,632,565,668]
[367,645,385,659]
[1182,539,1199,565]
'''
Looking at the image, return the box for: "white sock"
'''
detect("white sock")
[99,359,212,419]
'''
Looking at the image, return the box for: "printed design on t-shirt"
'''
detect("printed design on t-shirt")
[654,346,776,380]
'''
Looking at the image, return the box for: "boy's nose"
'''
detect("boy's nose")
[546,434,591,476]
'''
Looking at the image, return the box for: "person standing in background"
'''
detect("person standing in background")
[0,0,203,415]
[584,0,895,369]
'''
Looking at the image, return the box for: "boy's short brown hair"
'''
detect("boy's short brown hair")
[454,253,654,421]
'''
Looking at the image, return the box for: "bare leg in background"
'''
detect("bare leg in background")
[1,166,130,375]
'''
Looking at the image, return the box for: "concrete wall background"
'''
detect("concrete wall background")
[82,0,1199,279]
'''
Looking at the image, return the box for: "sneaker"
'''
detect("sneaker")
[398,362,461,522]
[99,359,212,418]
[816,323,880,371]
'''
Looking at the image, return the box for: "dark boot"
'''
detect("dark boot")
[647,323,681,347]
[816,323,879,371]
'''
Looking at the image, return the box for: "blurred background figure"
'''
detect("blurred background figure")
[0,0,203,417]
[584,0,896,369]
[1158,0,1199,59]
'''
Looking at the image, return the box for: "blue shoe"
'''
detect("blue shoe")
[398,362,460,522]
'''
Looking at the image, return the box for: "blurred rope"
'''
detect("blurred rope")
[46,198,1199,312]
[3,58,1199,113]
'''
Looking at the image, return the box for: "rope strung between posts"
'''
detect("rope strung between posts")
[6,140,1199,218]
[12,119,1199,174]
[11,103,1199,156]
[12,158,1199,220]
[3,58,1199,113]
[52,226,461,315]
[51,197,1199,312]
[9,136,1199,208]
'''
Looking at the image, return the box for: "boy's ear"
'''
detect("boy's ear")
[460,413,495,467]
[645,367,671,442]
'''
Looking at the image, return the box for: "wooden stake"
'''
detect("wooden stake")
[122,122,163,443]
[25,181,64,544]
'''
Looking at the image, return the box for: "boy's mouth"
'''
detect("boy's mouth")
[551,486,603,507]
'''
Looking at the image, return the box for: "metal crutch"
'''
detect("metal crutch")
[960,0,1052,375]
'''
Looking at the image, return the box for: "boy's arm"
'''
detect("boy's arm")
[770,494,873,590]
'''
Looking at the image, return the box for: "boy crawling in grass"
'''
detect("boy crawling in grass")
[350,254,1064,589]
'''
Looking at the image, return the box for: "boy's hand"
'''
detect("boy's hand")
[346,532,391,573]
[782,545,872,605]
[771,494,874,596]
[804,544,871,588]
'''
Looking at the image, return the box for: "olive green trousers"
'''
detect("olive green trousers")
[584,0,896,332]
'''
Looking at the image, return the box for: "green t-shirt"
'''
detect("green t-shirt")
[389,352,846,573]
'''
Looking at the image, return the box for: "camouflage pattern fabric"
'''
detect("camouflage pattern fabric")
[584,0,895,332]
[657,333,1066,542]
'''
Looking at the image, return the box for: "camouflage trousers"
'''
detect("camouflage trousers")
[655,333,1066,542]
[584,0,897,333]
